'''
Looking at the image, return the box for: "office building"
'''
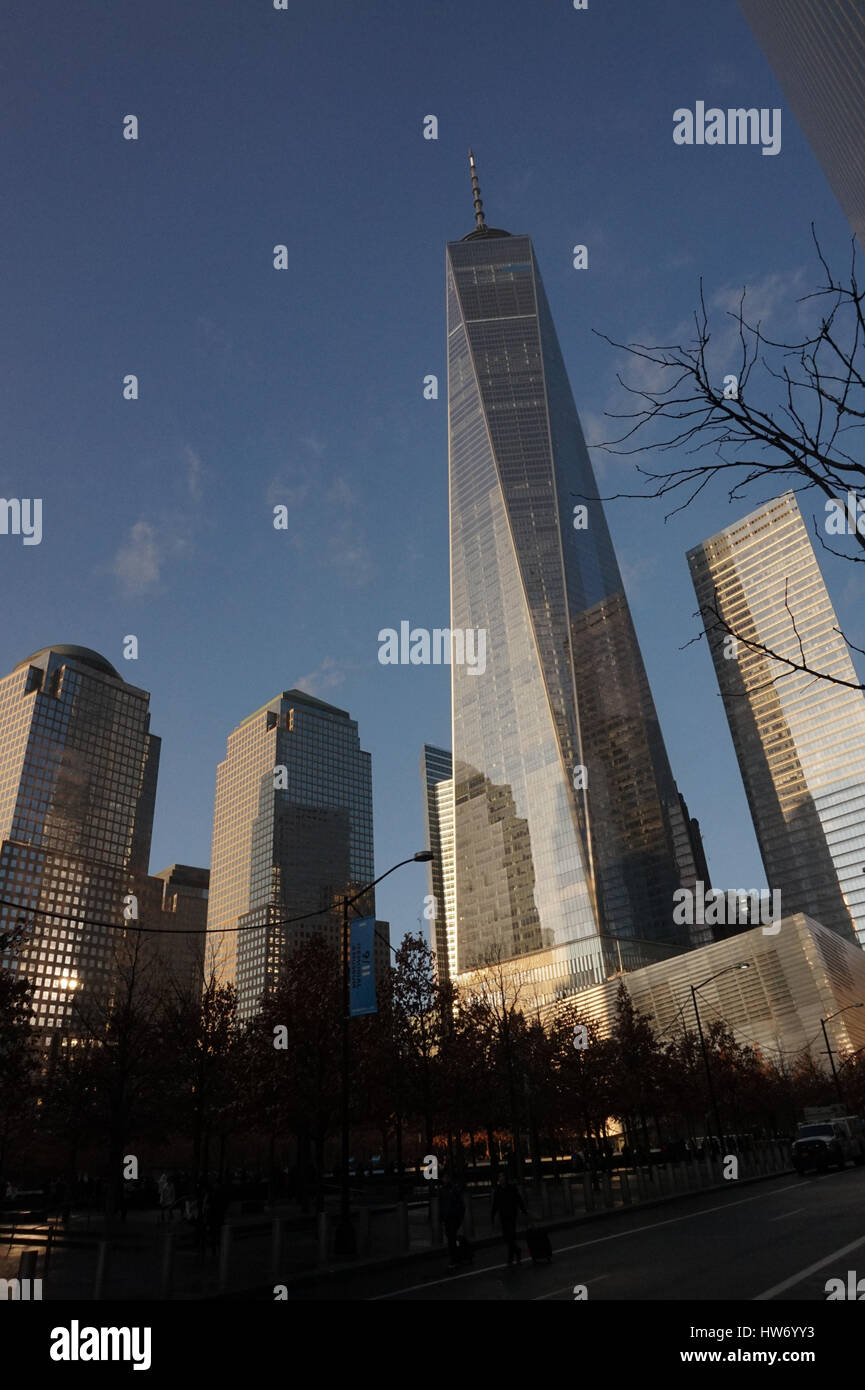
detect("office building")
[420,744,456,980]
[0,645,160,1033]
[446,155,703,983]
[688,492,865,948]
[207,689,385,1019]
[738,0,865,248]
[139,863,208,1000]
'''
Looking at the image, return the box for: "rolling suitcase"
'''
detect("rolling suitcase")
[525,1226,552,1263]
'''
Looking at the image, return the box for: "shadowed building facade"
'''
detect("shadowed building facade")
[0,645,160,1034]
[446,156,704,988]
[207,689,386,1020]
[139,863,208,1001]
[688,492,865,949]
[738,0,865,249]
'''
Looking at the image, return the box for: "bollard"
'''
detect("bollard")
[218,1224,233,1294]
[582,1172,594,1212]
[397,1201,410,1253]
[93,1241,109,1300]
[160,1230,175,1300]
[602,1174,614,1209]
[358,1207,371,1255]
[317,1211,329,1265]
[540,1182,551,1218]
[462,1195,474,1239]
[562,1180,574,1214]
[14,1251,40,1300]
[270,1218,284,1284]
[429,1192,440,1243]
[620,1172,632,1206]
[44,1226,54,1275]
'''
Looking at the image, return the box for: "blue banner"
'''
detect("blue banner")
[349,916,378,1016]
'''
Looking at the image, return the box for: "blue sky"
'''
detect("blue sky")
[3,0,862,947]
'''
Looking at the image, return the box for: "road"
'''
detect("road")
[296,1165,865,1301]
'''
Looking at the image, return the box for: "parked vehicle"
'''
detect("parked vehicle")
[792,1115,865,1173]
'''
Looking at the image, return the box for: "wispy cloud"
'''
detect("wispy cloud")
[327,518,377,583]
[185,445,204,503]
[113,521,161,596]
[326,474,358,507]
[301,433,327,458]
[293,656,350,697]
[266,473,310,508]
[266,447,375,578]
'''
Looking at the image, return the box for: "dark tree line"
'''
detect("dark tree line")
[2,929,860,1213]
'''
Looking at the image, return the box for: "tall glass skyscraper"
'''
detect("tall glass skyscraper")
[207,689,379,1019]
[0,645,161,1032]
[446,157,701,986]
[738,0,865,248]
[688,491,865,948]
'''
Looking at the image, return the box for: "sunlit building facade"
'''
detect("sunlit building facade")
[738,0,865,249]
[688,492,865,949]
[543,912,865,1071]
[447,158,702,983]
[0,645,160,1033]
[207,689,379,1019]
[420,744,456,980]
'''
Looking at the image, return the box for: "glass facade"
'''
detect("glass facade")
[207,689,376,1019]
[688,491,865,948]
[447,223,699,976]
[540,911,865,1067]
[420,744,456,980]
[0,645,160,1032]
[738,0,865,249]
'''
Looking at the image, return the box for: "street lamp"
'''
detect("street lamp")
[333,849,434,1258]
[690,962,750,1160]
[820,1004,863,1105]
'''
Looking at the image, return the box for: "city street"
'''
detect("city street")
[297,1166,865,1301]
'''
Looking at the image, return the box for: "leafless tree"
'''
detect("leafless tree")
[592,228,865,689]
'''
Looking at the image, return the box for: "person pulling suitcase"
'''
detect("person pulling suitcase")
[491,1171,526,1265]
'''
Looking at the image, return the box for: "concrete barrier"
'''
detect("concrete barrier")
[93,1241,109,1300]
[160,1231,175,1299]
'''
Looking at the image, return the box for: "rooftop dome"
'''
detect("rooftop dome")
[15,645,121,679]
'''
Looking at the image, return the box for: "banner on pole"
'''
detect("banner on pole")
[349,916,377,1016]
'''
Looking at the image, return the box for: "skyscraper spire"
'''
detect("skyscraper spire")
[468,149,486,231]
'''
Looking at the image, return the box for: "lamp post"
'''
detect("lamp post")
[332,849,434,1258]
[690,962,750,1159]
[820,1004,863,1106]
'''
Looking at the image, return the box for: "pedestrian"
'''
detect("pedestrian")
[491,1171,526,1265]
[440,1176,465,1269]
[158,1172,175,1223]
